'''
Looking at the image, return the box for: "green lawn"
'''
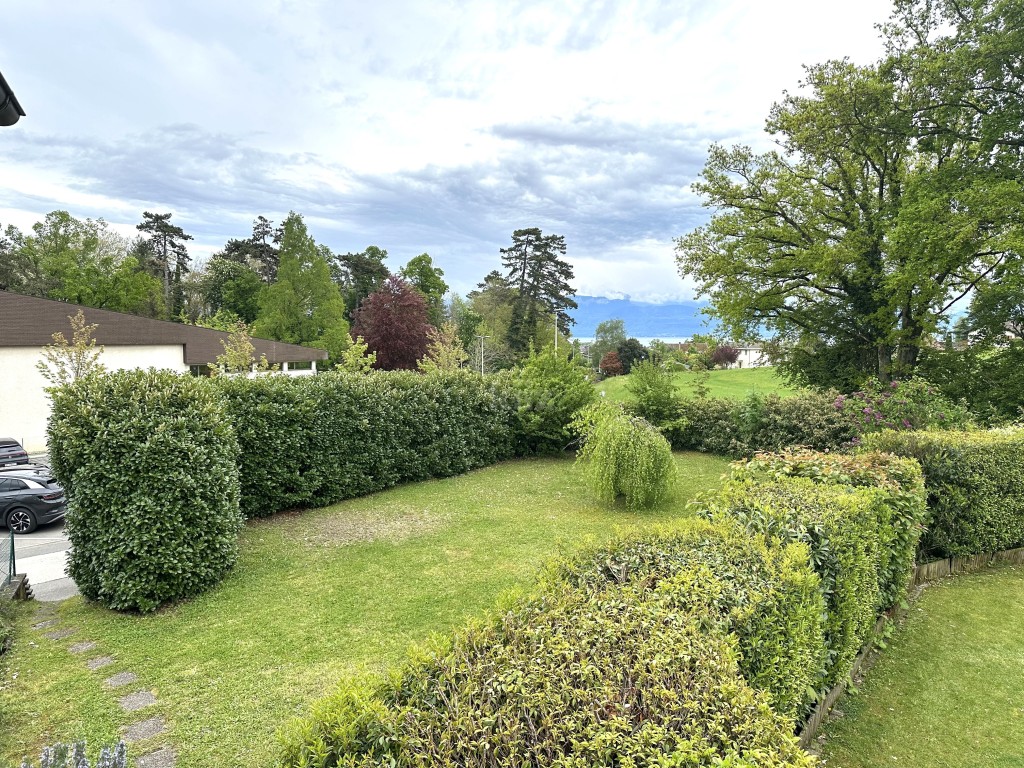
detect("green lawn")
[819,565,1024,768]
[0,453,730,768]
[597,366,797,404]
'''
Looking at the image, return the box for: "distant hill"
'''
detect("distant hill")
[566,295,713,340]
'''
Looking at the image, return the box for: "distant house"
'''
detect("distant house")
[730,344,767,369]
[0,291,328,451]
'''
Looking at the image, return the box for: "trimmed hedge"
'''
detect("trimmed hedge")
[700,478,886,687]
[648,391,859,457]
[729,449,927,608]
[48,370,242,612]
[863,428,1024,558]
[546,518,826,720]
[216,370,519,518]
[278,581,815,768]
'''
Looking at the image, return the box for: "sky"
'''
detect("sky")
[0,0,893,304]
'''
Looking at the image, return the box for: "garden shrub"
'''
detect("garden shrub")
[836,376,973,434]
[662,391,857,456]
[624,359,681,425]
[48,370,242,612]
[216,370,519,518]
[699,478,886,687]
[508,346,596,454]
[863,428,1024,558]
[546,518,827,719]
[278,582,815,768]
[573,403,676,511]
[731,449,927,607]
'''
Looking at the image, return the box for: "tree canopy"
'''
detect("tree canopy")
[351,275,431,370]
[400,253,449,326]
[676,1,1024,388]
[501,228,577,357]
[252,212,350,361]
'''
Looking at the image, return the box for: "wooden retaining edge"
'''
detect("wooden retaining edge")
[798,546,1024,748]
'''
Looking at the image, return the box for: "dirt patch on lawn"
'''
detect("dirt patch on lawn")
[298,506,445,547]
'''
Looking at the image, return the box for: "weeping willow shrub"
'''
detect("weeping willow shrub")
[574,403,677,511]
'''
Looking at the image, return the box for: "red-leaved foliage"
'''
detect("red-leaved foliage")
[710,345,739,368]
[599,351,624,376]
[351,275,431,370]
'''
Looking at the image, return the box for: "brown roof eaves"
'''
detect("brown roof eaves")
[0,291,328,365]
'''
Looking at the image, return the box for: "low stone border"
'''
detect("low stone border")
[798,546,1024,748]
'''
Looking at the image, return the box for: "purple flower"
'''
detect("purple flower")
[863,407,873,414]
[891,380,900,388]
[902,419,911,428]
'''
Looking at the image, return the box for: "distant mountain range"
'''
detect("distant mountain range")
[566,295,713,341]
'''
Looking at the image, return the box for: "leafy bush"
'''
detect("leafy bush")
[918,343,1024,425]
[19,741,127,768]
[836,377,972,433]
[663,391,858,456]
[573,404,677,511]
[624,359,681,425]
[699,478,886,687]
[48,370,242,612]
[508,346,596,454]
[217,370,519,518]
[278,583,815,768]
[547,518,826,719]
[730,449,927,607]
[863,428,1024,558]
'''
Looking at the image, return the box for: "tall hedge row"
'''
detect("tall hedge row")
[640,391,859,457]
[547,519,826,720]
[215,370,520,518]
[700,478,888,688]
[729,450,927,607]
[863,428,1024,558]
[47,370,243,612]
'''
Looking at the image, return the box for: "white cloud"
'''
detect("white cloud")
[0,0,893,299]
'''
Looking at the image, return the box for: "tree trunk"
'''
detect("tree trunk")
[876,344,893,383]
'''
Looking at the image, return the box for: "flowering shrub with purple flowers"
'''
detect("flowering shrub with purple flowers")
[836,377,972,435]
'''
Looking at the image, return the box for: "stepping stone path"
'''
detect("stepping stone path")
[105,671,138,688]
[31,610,177,766]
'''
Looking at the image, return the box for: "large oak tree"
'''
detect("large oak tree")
[676,1,1023,388]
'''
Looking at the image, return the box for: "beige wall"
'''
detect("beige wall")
[0,345,188,453]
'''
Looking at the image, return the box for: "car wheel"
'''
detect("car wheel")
[7,507,37,534]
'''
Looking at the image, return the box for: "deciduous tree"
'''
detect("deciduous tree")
[351,275,431,370]
[252,212,350,361]
[401,253,449,326]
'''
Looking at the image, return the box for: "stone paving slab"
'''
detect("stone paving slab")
[86,656,115,671]
[69,641,97,654]
[136,747,175,768]
[44,628,75,640]
[32,618,59,630]
[105,671,138,688]
[124,716,166,743]
[119,690,157,712]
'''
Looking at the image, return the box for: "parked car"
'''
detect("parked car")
[0,438,29,466]
[0,465,67,534]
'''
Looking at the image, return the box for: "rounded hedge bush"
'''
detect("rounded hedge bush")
[48,369,242,612]
[278,582,815,768]
[547,518,827,720]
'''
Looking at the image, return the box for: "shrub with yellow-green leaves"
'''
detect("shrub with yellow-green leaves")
[573,403,677,511]
[278,580,817,768]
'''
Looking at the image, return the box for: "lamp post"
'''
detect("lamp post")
[475,334,490,376]
[553,309,564,354]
